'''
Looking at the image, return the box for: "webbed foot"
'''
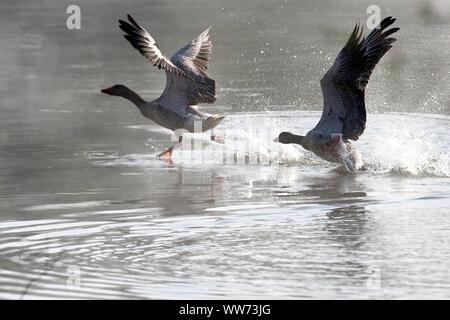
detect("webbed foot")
[211,135,225,144]
[156,146,175,159]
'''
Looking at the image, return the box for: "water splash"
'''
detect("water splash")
[90,112,450,177]
[361,113,450,177]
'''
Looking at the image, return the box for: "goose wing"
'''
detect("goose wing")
[314,16,399,140]
[171,27,213,76]
[169,27,216,104]
[119,15,216,108]
[118,15,185,76]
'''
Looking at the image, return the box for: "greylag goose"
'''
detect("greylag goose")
[101,15,224,158]
[275,16,399,172]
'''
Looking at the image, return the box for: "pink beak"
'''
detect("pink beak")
[101,87,113,95]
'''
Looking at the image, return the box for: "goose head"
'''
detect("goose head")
[274,132,304,144]
[101,84,130,97]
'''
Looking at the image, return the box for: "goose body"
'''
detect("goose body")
[276,17,399,172]
[140,100,224,133]
[102,15,224,157]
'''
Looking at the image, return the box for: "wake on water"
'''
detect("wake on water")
[89,112,450,178]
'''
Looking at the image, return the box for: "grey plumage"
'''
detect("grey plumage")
[108,15,223,135]
[276,17,399,171]
[102,14,224,159]
[118,15,216,107]
[311,16,399,142]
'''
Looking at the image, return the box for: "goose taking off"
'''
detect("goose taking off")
[102,15,225,158]
[275,16,399,172]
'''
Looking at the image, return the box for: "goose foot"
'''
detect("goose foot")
[328,134,344,157]
[211,135,225,144]
[342,150,363,173]
[156,145,175,159]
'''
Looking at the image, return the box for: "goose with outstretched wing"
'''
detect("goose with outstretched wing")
[275,16,399,172]
[101,15,224,158]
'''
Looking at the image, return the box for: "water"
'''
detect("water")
[1,0,450,299]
